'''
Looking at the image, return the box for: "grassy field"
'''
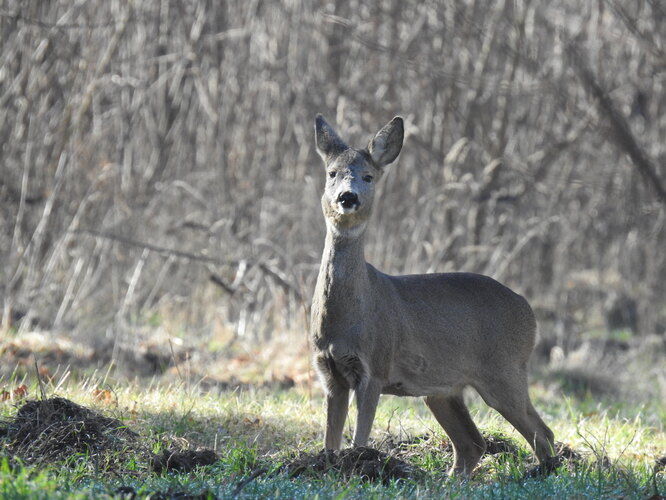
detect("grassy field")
[0,372,664,500]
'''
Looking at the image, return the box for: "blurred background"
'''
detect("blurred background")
[1,1,664,399]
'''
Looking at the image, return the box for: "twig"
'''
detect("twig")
[33,357,47,401]
[168,338,183,382]
[72,5,131,130]
[69,228,225,264]
[69,228,303,299]
[231,467,268,496]
[0,9,130,30]
[209,274,236,294]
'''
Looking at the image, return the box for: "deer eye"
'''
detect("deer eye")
[363,175,373,183]
[328,171,337,179]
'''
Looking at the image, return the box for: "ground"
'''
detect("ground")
[0,360,664,499]
[0,326,664,499]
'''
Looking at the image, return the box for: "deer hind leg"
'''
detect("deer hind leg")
[476,372,556,464]
[425,393,486,476]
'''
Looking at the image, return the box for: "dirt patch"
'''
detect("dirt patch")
[385,432,584,479]
[283,447,422,484]
[523,442,584,478]
[385,432,520,459]
[152,448,219,473]
[556,442,582,464]
[0,397,218,474]
[381,433,446,460]
[115,485,219,500]
[483,434,521,456]
[280,436,578,483]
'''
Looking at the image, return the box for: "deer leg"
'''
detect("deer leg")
[325,382,350,450]
[425,393,486,476]
[476,374,556,464]
[496,399,555,463]
[352,378,381,447]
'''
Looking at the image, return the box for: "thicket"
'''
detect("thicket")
[1,1,665,357]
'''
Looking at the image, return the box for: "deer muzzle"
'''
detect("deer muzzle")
[337,191,359,212]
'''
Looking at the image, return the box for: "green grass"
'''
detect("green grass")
[0,375,664,499]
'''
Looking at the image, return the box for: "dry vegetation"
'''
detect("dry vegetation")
[1,1,665,392]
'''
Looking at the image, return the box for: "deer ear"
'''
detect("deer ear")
[315,114,348,162]
[368,116,404,168]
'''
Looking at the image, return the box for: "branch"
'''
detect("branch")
[566,42,666,205]
[69,228,302,299]
[70,228,223,264]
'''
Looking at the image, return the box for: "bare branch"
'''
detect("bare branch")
[567,41,666,205]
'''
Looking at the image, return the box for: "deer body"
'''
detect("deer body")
[311,114,556,476]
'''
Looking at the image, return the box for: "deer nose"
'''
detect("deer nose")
[338,191,359,209]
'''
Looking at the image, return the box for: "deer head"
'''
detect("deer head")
[315,114,404,234]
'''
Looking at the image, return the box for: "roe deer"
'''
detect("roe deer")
[310,114,557,476]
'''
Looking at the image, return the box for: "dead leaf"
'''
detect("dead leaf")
[92,388,114,404]
[38,366,53,381]
[13,384,28,400]
[243,416,262,427]
[0,385,28,402]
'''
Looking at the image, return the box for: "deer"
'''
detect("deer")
[310,114,558,477]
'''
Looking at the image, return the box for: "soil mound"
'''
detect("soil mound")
[283,447,421,483]
[0,397,139,466]
[0,397,218,474]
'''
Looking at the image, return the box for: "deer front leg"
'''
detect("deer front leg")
[352,378,381,447]
[325,382,350,450]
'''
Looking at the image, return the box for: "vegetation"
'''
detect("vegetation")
[0,1,664,498]
[1,0,665,361]
[0,377,664,499]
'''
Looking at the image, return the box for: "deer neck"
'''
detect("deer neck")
[321,224,368,285]
[312,223,370,344]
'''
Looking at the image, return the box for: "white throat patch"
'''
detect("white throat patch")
[326,219,367,240]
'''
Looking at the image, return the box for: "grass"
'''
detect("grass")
[0,371,664,499]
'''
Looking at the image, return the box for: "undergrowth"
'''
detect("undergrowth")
[0,375,664,500]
